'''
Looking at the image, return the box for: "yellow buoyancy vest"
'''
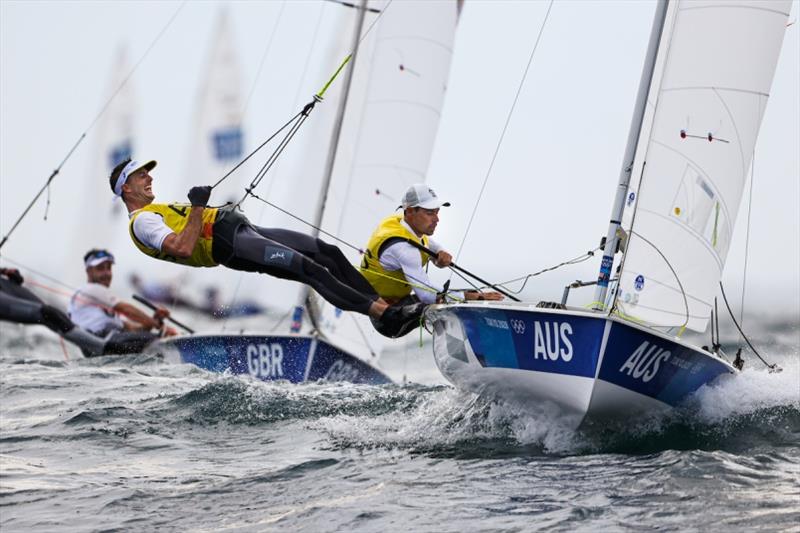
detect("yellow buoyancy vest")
[360,214,430,301]
[128,203,219,267]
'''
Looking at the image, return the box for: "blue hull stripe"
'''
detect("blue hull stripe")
[453,308,604,378]
[164,335,391,385]
[598,324,732,404]
[450,308,733,406]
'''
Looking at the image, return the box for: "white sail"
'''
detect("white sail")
[167,9,249,312]
[186,10,245,190]
[77,45,135,254]
[55,45,139,289]
[311,0,460,358]
[615,0,791,332]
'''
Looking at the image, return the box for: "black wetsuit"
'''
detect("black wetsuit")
[0,274,105,356]
[91,327,160,356]
[211,208,379,316]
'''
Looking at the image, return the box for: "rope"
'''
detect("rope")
[210,108,306,189]
[718,281,779,371]
[349,313,378,358]
[453,0,555,263]
[221,2,328,331]
[2,257,168,325]
[245,193,454,299]
[738,119,757,342]
[210,0,394,196]
[242,1,288,115]
[490,248,599,295]
[246,190,363,254]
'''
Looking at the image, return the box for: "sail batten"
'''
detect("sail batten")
[614,0,791,333]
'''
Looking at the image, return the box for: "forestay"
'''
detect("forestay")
[614,0,791,332]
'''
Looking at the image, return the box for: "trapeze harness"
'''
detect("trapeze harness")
[360,214,430,303]
[128,204,378,316]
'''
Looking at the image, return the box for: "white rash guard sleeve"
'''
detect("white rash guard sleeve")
[380,241,463,304]
[131,212,173,251]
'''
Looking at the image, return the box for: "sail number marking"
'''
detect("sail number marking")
[246,343,284,379]
[619,340,670,383]
[532,321,574,362]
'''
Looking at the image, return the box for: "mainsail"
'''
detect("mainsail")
[297,0,460,358]
[614,0,791,332]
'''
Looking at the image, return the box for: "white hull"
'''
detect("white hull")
[427,303,734,427]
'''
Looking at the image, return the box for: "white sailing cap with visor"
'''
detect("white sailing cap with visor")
[112,159,157,198]
[400,184,451,210]
[84,249,115,268]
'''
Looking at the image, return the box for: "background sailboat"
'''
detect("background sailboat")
[427,0,792,425]
[67,45,136,279]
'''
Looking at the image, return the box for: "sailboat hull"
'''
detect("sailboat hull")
[426,304,735,426]
[145,334,392,385]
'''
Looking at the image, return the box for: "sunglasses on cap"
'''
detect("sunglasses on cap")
[84,249,115,267]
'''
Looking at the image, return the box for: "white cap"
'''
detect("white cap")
[400,184,451,209]
[113,159,157,198]
[84,249,115,268]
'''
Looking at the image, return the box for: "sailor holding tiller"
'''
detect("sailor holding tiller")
[69,249,176,355]
[360,184,503,336]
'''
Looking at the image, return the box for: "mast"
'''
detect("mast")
[592,0,670,311]
[291,0,369,333]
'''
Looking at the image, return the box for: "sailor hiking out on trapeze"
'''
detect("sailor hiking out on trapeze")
[111,158,422,337]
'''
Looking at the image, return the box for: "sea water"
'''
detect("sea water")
[0,317,797,532]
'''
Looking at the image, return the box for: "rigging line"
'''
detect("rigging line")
[492,248,599,294]
[254,1,328,204]
[628,229,690,330]
[86,2,188,134]
[452,0,555,264]
[242,0,288,115]
[1,2,187,252]
[215,0,289,205]
[239,105,316,204]
[211,108,305,189]
[349,313,378,358]
[0,134,84,251]
[448,266,481,292]
[248,191,448,297]
[1,256,80,293]
[739,98,759,341]
[268,306,295,333]
[247,191,363,254]
[217,0,394,195]
[357,0,392,47]
[222,3,327,331]
[718,281,779,371]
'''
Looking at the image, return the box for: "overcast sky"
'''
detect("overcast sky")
[1,0,797,317]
